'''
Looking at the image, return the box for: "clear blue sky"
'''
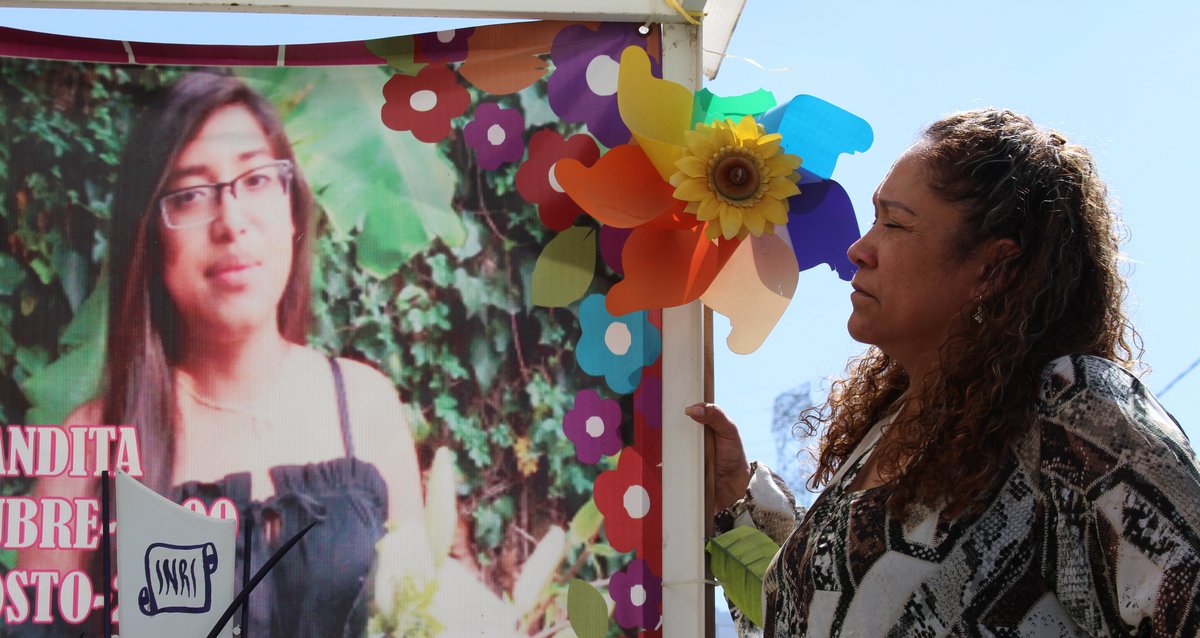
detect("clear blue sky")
[706,1,1200,487]
[1,1,1196,472]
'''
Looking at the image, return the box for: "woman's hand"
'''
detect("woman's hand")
[684,403,753,515]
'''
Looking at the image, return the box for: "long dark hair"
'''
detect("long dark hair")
[103,70,315,494]
[803,109,1140,517]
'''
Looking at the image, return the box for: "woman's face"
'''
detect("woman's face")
[159,104,295,344]
[845,146,990,370]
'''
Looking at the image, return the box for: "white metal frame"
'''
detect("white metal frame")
[0,0,704,21]
[0,3,714,635]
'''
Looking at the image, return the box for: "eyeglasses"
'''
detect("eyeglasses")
[158,160,294,230]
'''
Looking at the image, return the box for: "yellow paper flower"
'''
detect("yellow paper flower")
[669,115,802,240]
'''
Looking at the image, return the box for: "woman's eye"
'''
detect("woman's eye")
[170,189,209,208]
[242,173,273,190]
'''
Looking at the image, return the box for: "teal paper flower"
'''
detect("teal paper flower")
[576,294,661,395]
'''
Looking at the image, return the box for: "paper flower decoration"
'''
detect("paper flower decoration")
[381,65,471,143]
[576,294,662,395]
[598,225,631,275]
[593,446,661,570]
[547,23,652,148]
[516,129,600,231]
[413,28,473,63]
[610,558,663,630]
[562,389,623,464]
[633,372,661,429]
[556,45,872,353]
[464,102,525,171]
[671,116,801,240]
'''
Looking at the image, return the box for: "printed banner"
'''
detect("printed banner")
[0,20,666,637]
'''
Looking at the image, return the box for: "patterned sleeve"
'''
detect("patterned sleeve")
[711,462,804,638]
[713,462,805,545]
[1037,355,1200,636]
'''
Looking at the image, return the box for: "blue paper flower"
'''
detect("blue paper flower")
[576,294,661,395]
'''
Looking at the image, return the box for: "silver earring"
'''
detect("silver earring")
[973,305,984,324]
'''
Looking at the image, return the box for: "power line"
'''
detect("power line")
[1159,354,1200,397]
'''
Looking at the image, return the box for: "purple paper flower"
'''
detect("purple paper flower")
[547,23,653,148]
[464,102,526,171]
[610,558,662,630]
[414,27,474,63]
[598,225,632,275]
[562,389,623,464]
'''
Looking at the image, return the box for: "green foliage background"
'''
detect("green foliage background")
[0,59,633,632]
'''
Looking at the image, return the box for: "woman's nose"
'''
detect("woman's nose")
[209,193,251,239]
[846,230,876,269]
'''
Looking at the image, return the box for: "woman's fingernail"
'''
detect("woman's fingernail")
[684,404,706,418]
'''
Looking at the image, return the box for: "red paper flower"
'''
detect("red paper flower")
[380,65,471,143]
[413,27,474,63]
[594,446,661,572]
[516,129,600,231]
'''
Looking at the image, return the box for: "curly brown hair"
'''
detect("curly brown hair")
[801,108,1142,517]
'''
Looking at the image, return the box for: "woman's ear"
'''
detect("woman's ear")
[973,238,1020,299]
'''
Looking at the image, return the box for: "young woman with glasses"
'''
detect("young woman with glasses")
[17,71,429,637]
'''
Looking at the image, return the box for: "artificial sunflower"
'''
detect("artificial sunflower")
[670,116,802,240]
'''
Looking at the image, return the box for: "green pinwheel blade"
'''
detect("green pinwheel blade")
[705,526,780,627]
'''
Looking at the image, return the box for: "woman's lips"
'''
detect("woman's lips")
[206,259,259,288]
[850,283,874,300]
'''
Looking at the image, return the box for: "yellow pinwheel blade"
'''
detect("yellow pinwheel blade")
[617,45,692,180]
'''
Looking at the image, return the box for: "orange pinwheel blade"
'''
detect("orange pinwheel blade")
[556,145,681,228]
[606,225,741,316]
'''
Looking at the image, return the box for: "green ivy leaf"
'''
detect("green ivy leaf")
[22,337,102,425]
[60,282,106,348]
[22,283,107,424]
[0,253,25,295]
[470,334,500,391]
[567,578,609,638]
[530,226,596,308]
[706,526,780,627]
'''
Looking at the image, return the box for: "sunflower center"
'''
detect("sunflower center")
[709,148,766,205]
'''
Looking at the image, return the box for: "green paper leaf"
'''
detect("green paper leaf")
[568,498,603,544]
[567,578,609,638]
[365,36,427,76]
[693,87,777,126]
[531,226,596,308]
[706,526,780,627]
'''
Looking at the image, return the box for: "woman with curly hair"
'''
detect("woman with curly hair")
[688,109,1200,636]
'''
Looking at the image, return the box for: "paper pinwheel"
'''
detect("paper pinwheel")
[552,46,872,354]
